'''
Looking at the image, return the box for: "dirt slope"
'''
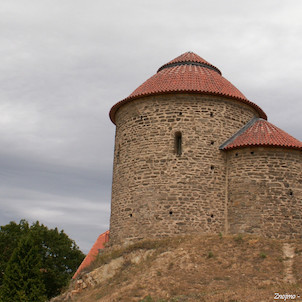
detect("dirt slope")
[52,235,302,302]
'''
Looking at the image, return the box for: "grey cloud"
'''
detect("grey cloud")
[1,0,301,253]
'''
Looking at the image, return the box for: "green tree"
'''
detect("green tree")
[0,234,46,302]
[0,220,85,299]
[0,220,30,285]
[30,221,85,298]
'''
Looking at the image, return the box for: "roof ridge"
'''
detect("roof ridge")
[157,61,221,74]
[157,51,222,75]
[219,117,260,150]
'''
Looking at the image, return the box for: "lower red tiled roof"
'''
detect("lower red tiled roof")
[221,118,302,151]
[109,52,267,124]
[73,230,109,279]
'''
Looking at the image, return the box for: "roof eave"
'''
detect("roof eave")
[109,92,267,125]
[222,144,302,151]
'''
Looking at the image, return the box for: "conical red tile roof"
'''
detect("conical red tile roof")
[109,52,267,123]
[157,51,221,74]
[221,118,302,150]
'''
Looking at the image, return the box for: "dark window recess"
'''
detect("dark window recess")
[250,151,254,155]
[169,211,173,215]
[179,112,182,116]
[235,153,238,157]
[175,132,182,156]
[211,141,215,145]
[289,190,293,196]
[210,214,214,218]
[129,213,133,217]
[210,112,214,117]
[210,165,215,170]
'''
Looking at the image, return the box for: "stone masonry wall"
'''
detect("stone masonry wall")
[227,147,302,239]
[110,94,259,244]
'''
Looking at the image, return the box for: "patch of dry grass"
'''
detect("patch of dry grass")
[59,234,302,302]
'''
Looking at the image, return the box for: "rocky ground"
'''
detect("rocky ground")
[51,234,302,302]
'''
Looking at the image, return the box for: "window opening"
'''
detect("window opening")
[175,132,182,156]
[116,144,120,164]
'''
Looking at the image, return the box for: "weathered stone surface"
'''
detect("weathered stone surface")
[110,94,259,243]
[109,91,301,244]
[227,147,302,238]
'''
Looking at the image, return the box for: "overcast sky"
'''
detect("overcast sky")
[1,0,301,253]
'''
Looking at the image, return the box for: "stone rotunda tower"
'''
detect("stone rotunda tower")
[109,52,302,244]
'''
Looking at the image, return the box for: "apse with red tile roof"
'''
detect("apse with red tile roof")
[220,118,301,236]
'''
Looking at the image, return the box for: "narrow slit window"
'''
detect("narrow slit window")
[175,132,182,156]
[116,144,120,164]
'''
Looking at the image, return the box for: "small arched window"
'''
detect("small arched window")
[175,132,182,156]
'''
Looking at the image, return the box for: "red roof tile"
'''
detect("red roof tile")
[73,230,109,279]
[109,52,267,123]
[157,51,221,74]
[221,118,302,150]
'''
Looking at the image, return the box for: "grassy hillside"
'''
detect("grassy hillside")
[52,234,302,302]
